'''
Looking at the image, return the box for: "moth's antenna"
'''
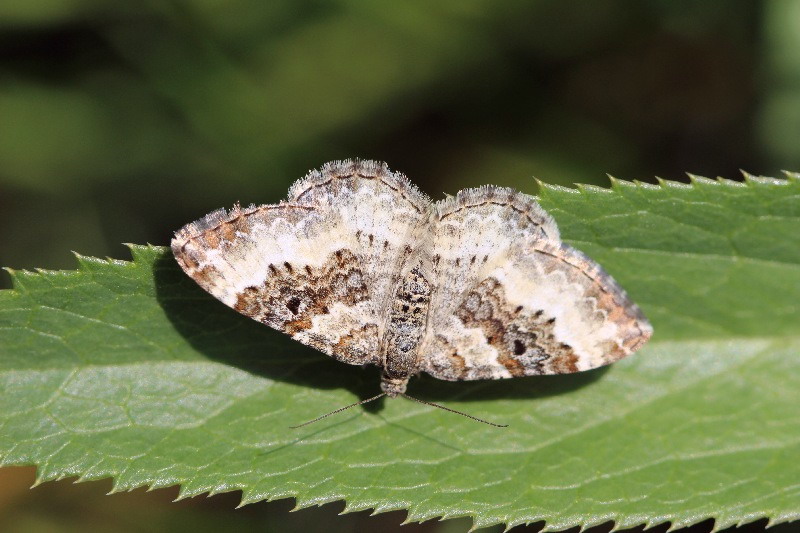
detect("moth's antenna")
[401,394,508,428]
[290,393,386,429]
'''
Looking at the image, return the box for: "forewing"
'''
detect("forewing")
[421,186,651,381]
[172,160,431,366]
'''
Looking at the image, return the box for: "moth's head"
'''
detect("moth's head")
[380,376,408,397]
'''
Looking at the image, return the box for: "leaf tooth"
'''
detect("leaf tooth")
[367,501,400,516]
[719,517,771,532]
[237,488,270,508]
[607,174,633,191]
[740,169,757,181]
[540,520,561,532]
[567,515,617,532]
[715,176,747,187]
[234,497,252,509]
[124,243,142,261]
[463,516,483,532]
[663,517,689,532]
[745,173,791,187]
[627,520,650,532]
[33,463,70,485]
[295,496,337,512]
[467,512,508,531]
[684,172,713,185]
[286,499,305,512]
[2,266,21,289]
[338,501,360,515]
[73,473,94,484]
[30,472,47,489]
[293,493,333,511]
[502,517,529,532]
[575,183,613,194]
[538,180,578,195]
[402,507,450,526]
[32,267,63,276]
[205,484,230,497]
[762,515,793,529]
[149,478,181,493]
[740,169,776,186]
[419,510,454,524]
[126,243,168,264]
[781,169,800,181]
[72,251,110,271]
[657,176,693,190]
[632,179,660,190]
[392,510,413,525]
[174,484,199,501]
[106,480,125,495]
[467,518,484,533]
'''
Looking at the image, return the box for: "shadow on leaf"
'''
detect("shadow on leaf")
[152,249,606,416]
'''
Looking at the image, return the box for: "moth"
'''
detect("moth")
[172,160,652,426]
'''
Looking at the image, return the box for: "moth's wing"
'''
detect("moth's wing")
[172,160,431,366]
[421,186,652,381]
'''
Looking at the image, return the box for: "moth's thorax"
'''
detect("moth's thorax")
[381,266,431,385]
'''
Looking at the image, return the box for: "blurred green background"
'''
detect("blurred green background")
[2,1,800,532]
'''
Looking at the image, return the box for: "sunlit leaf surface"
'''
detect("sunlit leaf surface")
[1,175,798,531]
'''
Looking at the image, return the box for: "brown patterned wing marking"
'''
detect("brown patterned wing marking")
[171,160,431,367]
[422,187,652,381]
[454,277,581,377]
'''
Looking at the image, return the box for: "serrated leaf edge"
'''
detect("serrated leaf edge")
[2,177,798,533]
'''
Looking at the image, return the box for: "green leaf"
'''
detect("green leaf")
[1,174,799,531]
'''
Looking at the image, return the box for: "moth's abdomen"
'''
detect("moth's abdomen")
[382,266,431,380]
